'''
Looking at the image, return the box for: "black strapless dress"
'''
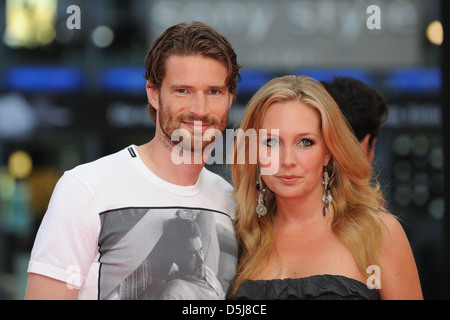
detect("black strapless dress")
[233,275,380,300]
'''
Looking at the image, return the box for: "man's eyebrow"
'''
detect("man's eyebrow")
[169,84,194,89]
[169,84,227,89]
[208,85,227,89]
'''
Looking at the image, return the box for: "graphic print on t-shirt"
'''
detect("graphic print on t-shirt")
[97,207,237,300]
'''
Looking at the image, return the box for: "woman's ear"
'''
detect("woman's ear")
[323,148,332,167]
[146,80,160,111]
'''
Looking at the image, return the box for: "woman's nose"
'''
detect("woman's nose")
[280,146,297,168]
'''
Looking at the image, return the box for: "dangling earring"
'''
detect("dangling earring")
[322,168,332,217]
[256,173,267,217]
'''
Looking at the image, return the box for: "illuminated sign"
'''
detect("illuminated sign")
[147,0,423,70]
[4,0,57,48]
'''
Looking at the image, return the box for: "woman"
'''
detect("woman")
[230,75,422,300]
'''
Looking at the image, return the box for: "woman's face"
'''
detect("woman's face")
[258,100,331,202]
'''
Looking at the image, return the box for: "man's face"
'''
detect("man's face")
[176,236,206,280]
[147,55,233,152]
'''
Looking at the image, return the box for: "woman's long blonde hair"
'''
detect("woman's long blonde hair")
[230,75,388,297]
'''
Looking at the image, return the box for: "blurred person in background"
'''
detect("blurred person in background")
[320,76,388,163]
[230,75,422,300]
[24,21,241,300]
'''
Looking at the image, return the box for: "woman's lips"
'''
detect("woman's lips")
[277,175,301,183]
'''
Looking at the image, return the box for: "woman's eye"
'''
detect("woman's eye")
[299,138,314,147]
[265,138,280,147]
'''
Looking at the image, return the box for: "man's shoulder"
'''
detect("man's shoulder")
[67,147,128,177]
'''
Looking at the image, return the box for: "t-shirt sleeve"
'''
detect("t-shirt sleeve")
[27,171,101,288]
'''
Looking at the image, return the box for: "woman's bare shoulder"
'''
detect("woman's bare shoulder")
[377,211,423,299]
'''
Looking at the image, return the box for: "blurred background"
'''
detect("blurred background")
[0,0,448,299]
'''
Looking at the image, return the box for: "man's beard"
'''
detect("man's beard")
[158,104,228,153]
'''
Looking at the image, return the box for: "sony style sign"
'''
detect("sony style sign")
[147,0,423,70]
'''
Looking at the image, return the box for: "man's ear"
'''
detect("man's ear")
[146,80,160,111]
[228,93,234,110]
[361,134,376,163]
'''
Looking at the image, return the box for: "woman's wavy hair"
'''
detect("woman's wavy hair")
[230,75,388,297]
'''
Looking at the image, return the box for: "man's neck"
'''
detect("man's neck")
[136,137,206,186]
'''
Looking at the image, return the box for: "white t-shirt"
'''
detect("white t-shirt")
[27,145,237,300]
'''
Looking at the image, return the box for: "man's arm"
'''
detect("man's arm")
[24,273,79,300]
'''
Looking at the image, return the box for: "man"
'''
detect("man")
[321,77,388,163]
[24,22,241,300]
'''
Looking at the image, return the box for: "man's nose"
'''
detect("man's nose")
[188,93,210,118]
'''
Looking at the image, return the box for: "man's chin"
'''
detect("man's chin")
[178,139,216,153]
